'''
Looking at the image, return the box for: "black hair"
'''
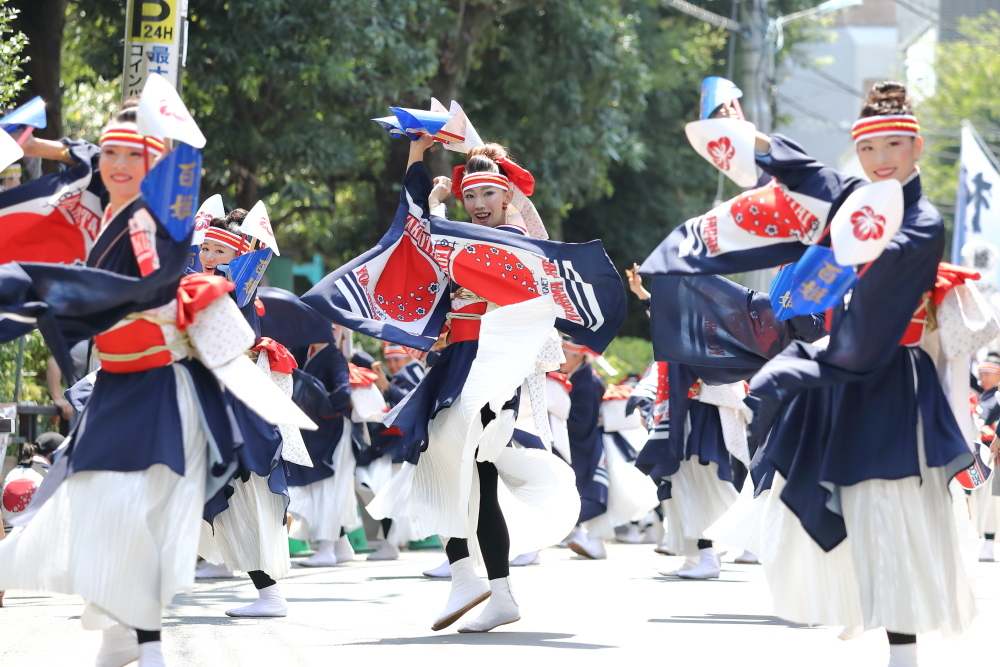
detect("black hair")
[18,442,36,465]
[859,81,913,119]
[209,215,242,236]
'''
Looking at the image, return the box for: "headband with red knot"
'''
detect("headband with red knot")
[451,157,535,198]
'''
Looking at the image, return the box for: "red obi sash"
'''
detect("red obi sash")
[448,301,489,343]
[95,274,233,374]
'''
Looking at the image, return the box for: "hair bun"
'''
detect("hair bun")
[859,80,913,118]
[467,142,509,163]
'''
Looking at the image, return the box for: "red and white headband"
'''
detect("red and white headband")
[980,362,1000,374]
[851,114,920,145]
[204,227,248,255]
[99,123,165,157]
[562,339,587,355]
[460,172,510,193]
[383,343,410,359]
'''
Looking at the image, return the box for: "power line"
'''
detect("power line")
[775,92,848,129]
[788,56,865,98]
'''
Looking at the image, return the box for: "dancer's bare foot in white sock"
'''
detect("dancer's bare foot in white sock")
[458,577,521,632]
[298,539,336,567]
[225,584,288,617]
[138,641,166,667]
[95,623,139,667]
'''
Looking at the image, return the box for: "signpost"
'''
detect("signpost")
[122,0,189,100]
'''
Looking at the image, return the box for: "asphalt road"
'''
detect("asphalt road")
[1,542,997,666]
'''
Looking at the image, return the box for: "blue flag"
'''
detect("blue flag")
[788,246,857,315]
[0,96,47,132]
[769,263,797,321]
[229,248,273,308]
[140,143,202,242]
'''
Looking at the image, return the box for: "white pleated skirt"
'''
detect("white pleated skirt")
[198,472,290,580]
[583,434,660,540]
[705,476,768,557]
[761,423,978,637]
[661,459,739,557]
[368,298,580,555]
[0,364,208,631]
[288,421,359,543]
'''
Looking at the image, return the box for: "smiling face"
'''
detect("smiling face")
[463,184,514,228]
[99,143,151,206]
[383,355,410,375]
[200,239,239,273]
[856,134,922,183]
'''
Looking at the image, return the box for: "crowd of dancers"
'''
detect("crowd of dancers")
[0,74,997,667]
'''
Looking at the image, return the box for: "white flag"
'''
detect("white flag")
[192,194,225,246]
[954,123,1000,287]
[0,130,23,173]
[431,98,484,154]
[137,73,207,149]
[240,200,280,255]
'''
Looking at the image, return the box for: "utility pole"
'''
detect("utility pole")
[122,0,189,100]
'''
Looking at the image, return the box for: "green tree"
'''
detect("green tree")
[0,0,29,110]
[918,11,1000,245]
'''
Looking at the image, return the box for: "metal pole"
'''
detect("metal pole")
[12,336,24,403]
[714,0,742,206]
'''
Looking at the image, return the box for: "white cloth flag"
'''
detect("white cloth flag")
[137,73,207,149]
[953,123,1000,287]
[240,200,280,255]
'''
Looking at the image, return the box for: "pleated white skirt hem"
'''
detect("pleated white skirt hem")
[0,364,208,631]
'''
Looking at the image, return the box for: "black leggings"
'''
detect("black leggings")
[445,460,511,580]
[248,570,276,590]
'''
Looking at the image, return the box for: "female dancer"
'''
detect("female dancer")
[744,82,976,666]
[197,212,308,617]
[352,136,585,632]
[0,102,265,666]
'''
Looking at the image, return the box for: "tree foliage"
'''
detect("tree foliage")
[0,0,28,110]
[918,11,1000,241]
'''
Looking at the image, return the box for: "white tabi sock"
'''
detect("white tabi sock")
[225,583,288,617]
[677,547,721,579]
[368,541,401,561]
[194,562,234,579]
[333,535,356,562]
[137,641,166,667]
[95,623,139,667]
[457,577,522,633]
[887,642,918,667]
[431,557,490,631]
[422,559,452,578]
[298,539,337,567]
[509,550,540,566]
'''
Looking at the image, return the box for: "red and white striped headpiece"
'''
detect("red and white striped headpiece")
[99,123,165,157]
[851,115,920,145]
[204,227,248,255]
[562,339,587,355]
[461,171,510,193]
[383,342,411,359]
[980,362,1000,375]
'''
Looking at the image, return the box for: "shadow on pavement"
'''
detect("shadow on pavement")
[351,632,615,649]
[649,614,819,629]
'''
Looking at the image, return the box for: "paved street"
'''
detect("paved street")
[2,543,997,667]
